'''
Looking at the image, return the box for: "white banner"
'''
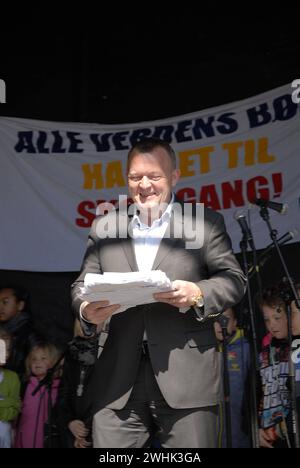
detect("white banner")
[0,83,299,271]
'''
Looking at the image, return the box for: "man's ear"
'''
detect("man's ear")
[171,169,180,187]
[17,300,25,312]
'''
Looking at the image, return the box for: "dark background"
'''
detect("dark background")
[1,9,300,344]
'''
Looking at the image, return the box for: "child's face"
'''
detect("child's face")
[30,349,52,379]
[213,309,237,341]
[262,304,288,340]
[0,289,24,323]
[291,300,300,336]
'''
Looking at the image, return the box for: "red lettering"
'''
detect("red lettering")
[247,176,269,202]
[176,187,196,203]
[222,180,244,209]
[76,201,96,228]
[199,185,221,210]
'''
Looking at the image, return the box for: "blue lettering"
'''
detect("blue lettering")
[67,132,83,153]
[216,112,238,134]
[37,131,49,153]
[15,131,36,153]
[174,120,193,142]
[192,116,215,139]
[90,133,112,152]
[130,128,152,146]
[247,103,272,128]
[152,125,174,142]
[52,131,66,153]
[112,131,130,150]
[273,94,298,121]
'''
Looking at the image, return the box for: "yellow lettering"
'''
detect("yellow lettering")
[222,141,243,169]
[105,161,126,188]
[82,163,103,189]
[178,152,195,177]
[178,147,214,175]
[258,137,275,164]
[244,139,256,166]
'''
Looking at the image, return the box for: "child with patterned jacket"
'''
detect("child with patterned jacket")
[257,286,292,448]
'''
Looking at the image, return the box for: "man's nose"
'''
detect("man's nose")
[139,176,152,188]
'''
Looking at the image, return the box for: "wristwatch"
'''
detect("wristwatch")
[191,292,204,308]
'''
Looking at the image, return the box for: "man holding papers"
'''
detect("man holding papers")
[71,138,246,448]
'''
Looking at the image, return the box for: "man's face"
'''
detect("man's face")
[263,304,288,340]
[0,288,24,323]
[127,147,180,217]
[214,309,237,341]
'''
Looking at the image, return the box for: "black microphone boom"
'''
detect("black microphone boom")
[234,211,253,244]
[253,198,288,214]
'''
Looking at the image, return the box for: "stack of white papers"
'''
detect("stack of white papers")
[81,270,173,313]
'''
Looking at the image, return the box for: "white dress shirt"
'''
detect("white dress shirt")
[131,194,174,271]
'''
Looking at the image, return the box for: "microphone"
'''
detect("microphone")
[252,198,288,214]
[234,210,255,248]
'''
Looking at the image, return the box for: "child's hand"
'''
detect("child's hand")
[259,428,274,448]
[68,420,89,439]
[74,437,91,448]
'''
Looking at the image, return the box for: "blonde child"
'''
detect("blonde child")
[15,342,61,448]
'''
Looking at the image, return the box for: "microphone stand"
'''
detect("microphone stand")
[218,314,232,448]
[248,231,295,281]
[258,204,300,448]
[239,234,260,448]
[32,351,65,448]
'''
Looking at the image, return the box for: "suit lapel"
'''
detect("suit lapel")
[152,208,184,270]
[121,238,138,272]
[120,212,138,271]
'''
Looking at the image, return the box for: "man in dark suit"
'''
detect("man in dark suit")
[71,138,246,448]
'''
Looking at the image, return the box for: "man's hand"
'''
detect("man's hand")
[153,280,202,308]
[82,300,120,325]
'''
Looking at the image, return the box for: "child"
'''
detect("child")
[214,307,251,448]
[257,286,291,448]
[0,327,21,448]
[15,342,62,448]
[56,320,94,448]
[291,282,300,435]
[0,286,38,377]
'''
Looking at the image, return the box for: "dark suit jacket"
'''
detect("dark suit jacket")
[71,205,246,414]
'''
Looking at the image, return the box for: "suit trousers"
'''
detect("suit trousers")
[92,349,219,448]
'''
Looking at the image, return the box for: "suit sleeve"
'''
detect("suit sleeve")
[71,219,102,318]
[196,212,246,318]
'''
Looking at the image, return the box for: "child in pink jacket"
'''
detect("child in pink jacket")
[15,343,61,448]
